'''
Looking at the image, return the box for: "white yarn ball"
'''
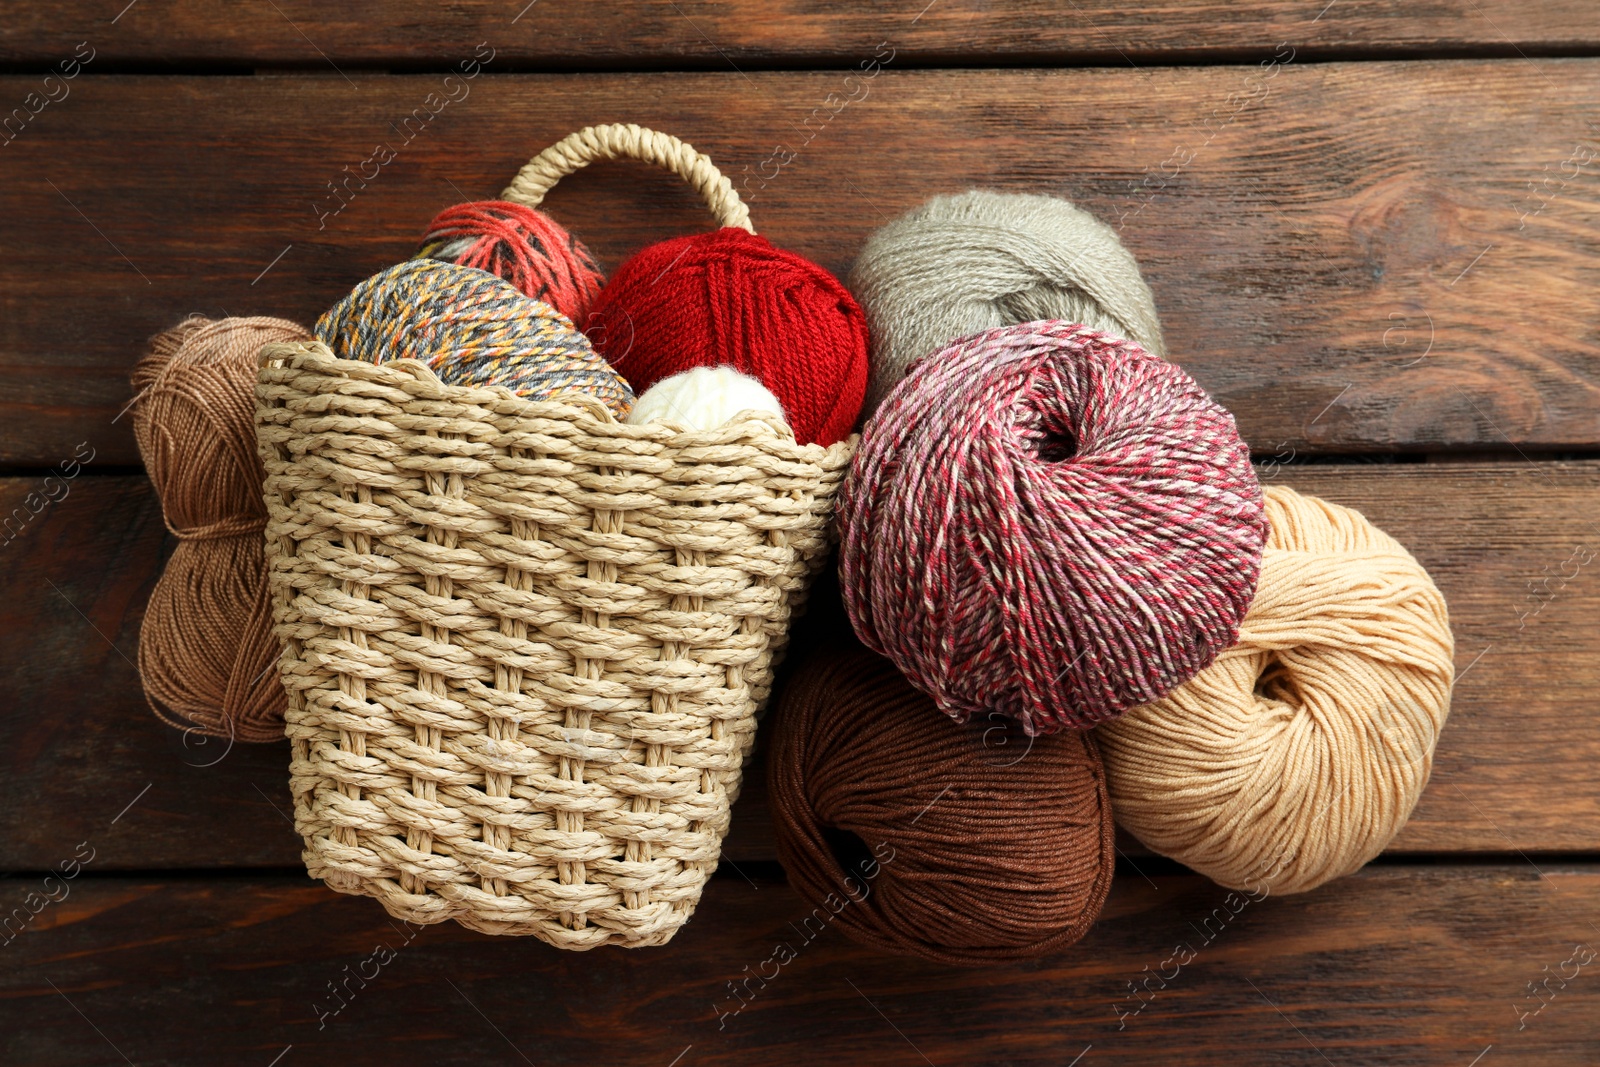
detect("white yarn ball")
[625,366,787,431]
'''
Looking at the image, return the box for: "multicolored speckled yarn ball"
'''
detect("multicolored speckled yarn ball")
[315,259,633,418]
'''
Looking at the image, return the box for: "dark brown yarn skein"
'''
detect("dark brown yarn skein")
[130,315,310,742]
[768,639,1116,965]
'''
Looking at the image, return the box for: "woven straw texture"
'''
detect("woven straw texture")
[255,340,853,948]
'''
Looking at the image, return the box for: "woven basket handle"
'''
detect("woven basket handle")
[500,122,754,233]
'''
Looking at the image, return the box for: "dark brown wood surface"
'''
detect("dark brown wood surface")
[4,63,1600,466]
[3,1,1599,66]
[4,9,1599,1065]
[4,867,1597,1065]
[5,461,1595,872]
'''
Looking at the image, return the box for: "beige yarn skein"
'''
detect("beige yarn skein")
[1098,486,1455,895]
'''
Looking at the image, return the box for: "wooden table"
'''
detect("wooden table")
[3,3,1598,1063]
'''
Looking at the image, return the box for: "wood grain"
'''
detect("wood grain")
[2,1,1599,66]
[1,13,1593,1065]
[2,63,1599,465]
[3,461,1596,871]
[2,867,1597,1065]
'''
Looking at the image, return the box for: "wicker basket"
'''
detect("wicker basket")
[255,124,856,949]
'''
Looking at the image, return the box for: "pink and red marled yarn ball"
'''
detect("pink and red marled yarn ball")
[837,321,1266,735]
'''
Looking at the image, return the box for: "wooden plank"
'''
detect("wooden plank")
[2,867,1597,1064]
[1283,462,1600,853]
[2,63,1599,465]
[2,2,1599,66]
[0,474,307,870]
[2,461,1596,871]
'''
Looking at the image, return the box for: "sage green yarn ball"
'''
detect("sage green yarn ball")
[848,189,1167,414]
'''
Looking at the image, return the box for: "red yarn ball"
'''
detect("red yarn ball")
[584,228,867,446]
[837,321,1267,735]
[416,200,605,324]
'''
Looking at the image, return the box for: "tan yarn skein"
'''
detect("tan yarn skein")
[131,315,311,742]
[1097,486,1455,895]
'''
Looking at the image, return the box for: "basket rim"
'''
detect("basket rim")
[259,339,858,462]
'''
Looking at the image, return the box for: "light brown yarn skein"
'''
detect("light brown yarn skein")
[1097,486,1455,895]
[130,315,311,742]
